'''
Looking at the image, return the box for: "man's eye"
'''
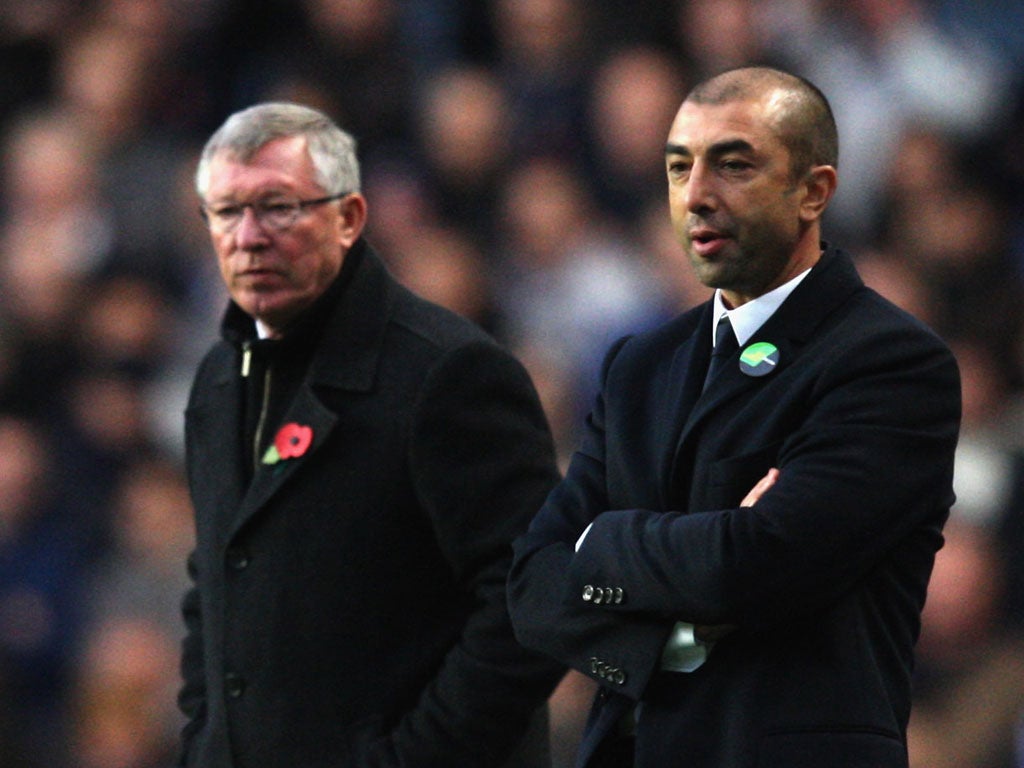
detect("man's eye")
[721,160,752,171]
[212,205,242,218]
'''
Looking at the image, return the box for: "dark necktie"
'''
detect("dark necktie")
[703,314,738,392]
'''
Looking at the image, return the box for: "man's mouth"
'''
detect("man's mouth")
[237,267,285,287]
[689,228,729,257]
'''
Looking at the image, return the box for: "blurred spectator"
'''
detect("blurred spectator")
[768,0,1012,244]
[0,413,89,767]
[249,0,416,159]
[494,156,666,416]
[583,44,690,226]
[83,454,193,640]
[69,615,181,768]
[673,0,777,79]
[361,156,440,260]
[415,63,513,252]
[904,337,1024,767]
[0,108,112,394]
[74,271,174,383]
[909,515,1024,768]
[384,223,503,337]
[932,0,1024,69]
[142,150,228,458]
[0,1,83,130]
[52,16,198,286]
[86,0,235,136]
[488,0,596,161]
[888,178,1022,377]
[513,340,579,469]
[854,249,936,328]
[69,454,192,767]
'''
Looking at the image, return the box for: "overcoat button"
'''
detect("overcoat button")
[612,588,625,604]
[225,672,246,698]
[613,669,627,685]
[226,547,250,570]
[582,585,595,602]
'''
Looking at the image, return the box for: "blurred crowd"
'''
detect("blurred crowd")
[1,0,1023,766]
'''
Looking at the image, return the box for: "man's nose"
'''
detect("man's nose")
[235,205,270,246]
[685,161,716,214]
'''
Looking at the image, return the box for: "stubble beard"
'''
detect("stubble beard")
[688,228,796,300]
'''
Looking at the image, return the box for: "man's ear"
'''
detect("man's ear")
[799,165,837,223]
[337,193,368,248]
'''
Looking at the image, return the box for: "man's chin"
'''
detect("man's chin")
[689,259,733,290]
[236,293,289,325]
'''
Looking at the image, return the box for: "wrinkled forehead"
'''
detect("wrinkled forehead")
[204,137,320,198]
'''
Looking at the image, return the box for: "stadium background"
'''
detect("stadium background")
[1,0,1023,765]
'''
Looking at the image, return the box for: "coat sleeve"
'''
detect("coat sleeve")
[508,318,961,698]
[564,321,961,631]
[371,340,566,767]
[507,338,675,701]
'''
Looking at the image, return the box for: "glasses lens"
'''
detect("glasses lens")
[204,196,334,233]
[206,205,243,233]
[259,202,301,231]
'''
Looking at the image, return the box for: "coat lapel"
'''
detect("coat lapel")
[185,357,248,548]
[657,307,711,506]
[218,242,396,544]
[227,385,339,542]
[667,248,864,501]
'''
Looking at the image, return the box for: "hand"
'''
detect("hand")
[740,467,779,507]
[693,470,779,644]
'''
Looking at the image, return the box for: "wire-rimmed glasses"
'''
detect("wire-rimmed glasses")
[200,193,349,234]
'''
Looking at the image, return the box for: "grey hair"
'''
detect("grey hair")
[195,102,361,199]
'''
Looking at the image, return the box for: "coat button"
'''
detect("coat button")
[613,669,627,685]
[226,547,250,570]
[612,587,625,604]
[582,585,595,602]
[224,672,246,698]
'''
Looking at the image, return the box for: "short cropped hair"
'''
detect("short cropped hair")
[686,67,839,178]
[195,102,361,199]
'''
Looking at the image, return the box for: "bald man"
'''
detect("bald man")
[507,66,961,768]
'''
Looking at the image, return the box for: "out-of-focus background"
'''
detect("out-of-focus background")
[0,0,1022,766]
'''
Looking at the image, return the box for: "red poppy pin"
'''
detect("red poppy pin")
[262,422,313,465]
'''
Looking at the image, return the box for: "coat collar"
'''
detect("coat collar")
[304,239,395,393]
[749,244,863,347]
[215,238,394,393]
[199,239,399,544]
[696,244,862,386]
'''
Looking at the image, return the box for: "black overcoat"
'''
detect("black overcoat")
[507,247,962,767]
[180,241,563,767]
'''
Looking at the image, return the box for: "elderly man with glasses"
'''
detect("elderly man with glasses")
[178,102,563,768]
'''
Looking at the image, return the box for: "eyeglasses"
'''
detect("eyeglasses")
[199,193,348,234]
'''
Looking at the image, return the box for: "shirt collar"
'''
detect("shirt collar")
[712,267,813,346]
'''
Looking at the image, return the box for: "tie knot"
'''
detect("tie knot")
[713,315,737,356]
[702,314,737,393]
